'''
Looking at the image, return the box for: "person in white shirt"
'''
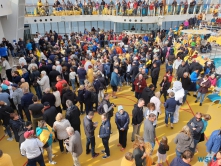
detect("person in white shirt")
[18,55,27,66]
[55,61,62,73]
[34,35,39,49]
[144,102,158,127]
[37,71,50,92]
[150,91,161,116]
[69,67,77,90]
[20,130,45,166]
[1,57,12,81]
[173,56,182,79]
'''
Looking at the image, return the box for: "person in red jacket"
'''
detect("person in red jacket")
[134,74,147,99]
[55,75,67,94]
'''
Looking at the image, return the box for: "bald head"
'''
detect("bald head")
[21,78,25,83]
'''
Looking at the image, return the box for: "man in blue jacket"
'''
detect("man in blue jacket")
[204,129,221,166]
[98,113,111,159]
[110,68,119,98]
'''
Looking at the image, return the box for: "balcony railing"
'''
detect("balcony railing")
[25,3,218,17]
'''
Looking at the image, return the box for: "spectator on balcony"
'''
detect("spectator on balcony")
[189,0,196,14]
[172,0,177,14]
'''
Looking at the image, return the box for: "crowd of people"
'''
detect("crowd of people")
[0,16,221,166]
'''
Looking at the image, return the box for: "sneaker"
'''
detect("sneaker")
[92,153,99,158]
[49,161,57,165]
[86,149,91,155]
[120,148,125,151]
[199,103,202,106]
[4,133,8,136]
[7,137,13,141]
[117,144,122,147]
[101,150,106,154]
[102,155,110,159]
[193,95,197,97]
[195,100,197,103]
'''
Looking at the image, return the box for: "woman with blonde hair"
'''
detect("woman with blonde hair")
[174,125,194,158]
[53,113,71,153]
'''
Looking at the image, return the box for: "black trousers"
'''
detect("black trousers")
[102,137,110,156]
[160,90,168,102]
[58,138,68,152]
[6,69,12,82]
[56,106,62,113]
[152,77,158,88]
[72,124,81,135]
[118,129,128,148]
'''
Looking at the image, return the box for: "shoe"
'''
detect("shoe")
[92,153,99,158]
[110,131,113,134]
[102,155,110,159]
[49,161,57,165]
[131,140,134,142]
[195,100,197,103]
[131,90,134,92]
[101,150,106,154]
[4,133,8,136]
[86,149,91,155]
[117,144,122,147]
[7,137,13,141]
[193,95,197,97]
[165,124,168,127]
[120,148,125,151]
[170,124,174,129]
[187,92,191,96]
[199,103,202,106]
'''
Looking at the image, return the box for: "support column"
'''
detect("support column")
[114,22,116,33]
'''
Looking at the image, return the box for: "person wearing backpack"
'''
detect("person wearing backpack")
[115,105,130,151]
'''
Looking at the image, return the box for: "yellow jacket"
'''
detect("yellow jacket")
[87,68,94,83]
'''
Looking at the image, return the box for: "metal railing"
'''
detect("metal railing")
[25,3,218,17]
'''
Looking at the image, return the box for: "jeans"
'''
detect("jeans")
[183,90,188,104]
[79,79,85,85]
[70,78,75,90]
[79,102,84,112]
[34,86,42,100]
[27,154,45,166]
[85,103,93,115]
[176,149,182,158]
[118,129,128,148]
[4,125,12,137]
[196,92,206,103]
[204,151,216,166]
[102,137,110,156]
[86,136,95,156]
[135,92,141,99]
[191,139,199,153]
[165,111,174,124]
[131,123,142,141]
[45,145,53,162]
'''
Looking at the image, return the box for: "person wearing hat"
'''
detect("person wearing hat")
[115,105,130,151]
[11,83,24,119]
[20,130,45,166]
[42,102,57,128]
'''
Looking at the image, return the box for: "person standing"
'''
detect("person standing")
[21,88,33,121]
[52,87,62,113]
[100,93,115,122]
[55,75,67,94]
[187,112,204,154]
[110,68,120,98]
[83,111,100,158]
[98,113,111,159]
[53,113,71,153]
[1,57,12,82]
[115,105,130,151]
[134,74,147,99]
[41,88,56,107]
[131,98,145,142]
[65,127,83,166]
[37,71,50,93]
[151,62,160,88]
[49,66,60,87]
[159,76,170,102]
[42,102,57,128]
[66,100,81,134]
[20,130,45,166]
[143,113,156,149]
[157,136,169,166]
[195,75,211,106]
[164,92,181,129]
[11,84,24,119]
[28,95,43,132]
[204,129,221,166]
[181,72,191,104]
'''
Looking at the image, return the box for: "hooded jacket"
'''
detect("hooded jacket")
[187,117,204,140]
[140,87,154,105]
[174,132,194,153]
[177,63,189,78]
[62,90,78,107]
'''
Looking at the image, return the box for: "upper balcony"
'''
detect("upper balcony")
[0,0,12,17]
[24,3,218,24]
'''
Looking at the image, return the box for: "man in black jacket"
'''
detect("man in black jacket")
[83,111,100,158]
[66,100,81,134]
[140,84,155,106]
[181,72,191,103]
[177,61,189,80]
[130,62,139,91]
[151,62,160,88]
[49,65,60,87]
[187,112,204,154]
[41,88,55,107]
[131,98,145,142]
[42,102,57,128]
